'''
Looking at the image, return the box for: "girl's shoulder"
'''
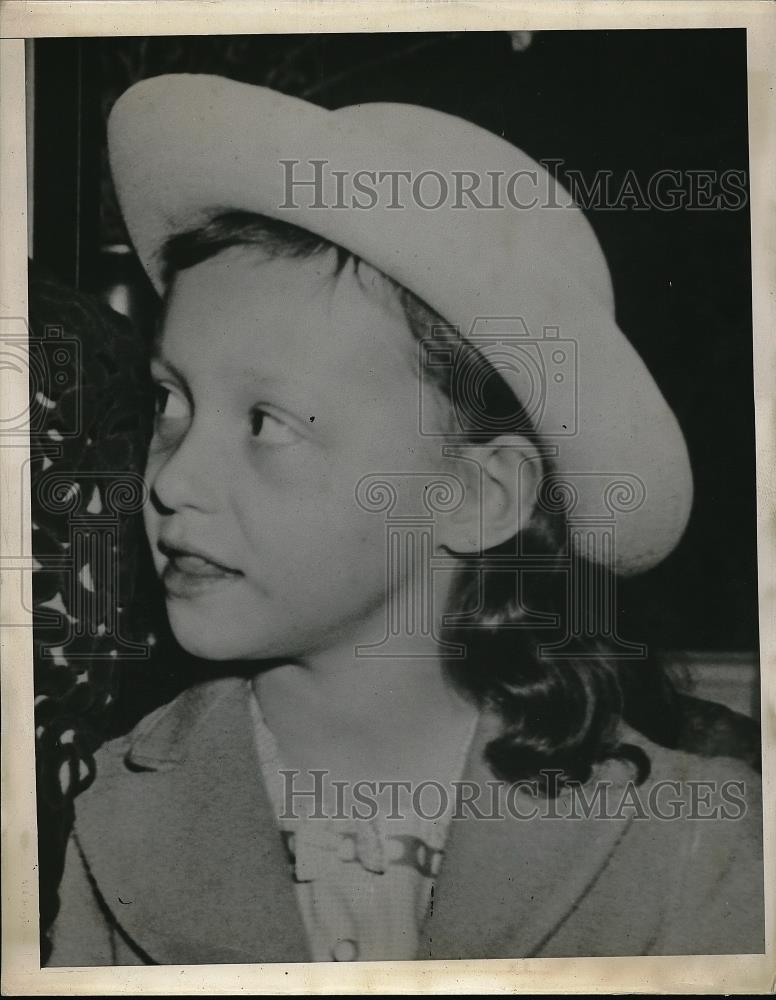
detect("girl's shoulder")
[609,727,764,954]
[610,722,762,882]
[86,674,248,785]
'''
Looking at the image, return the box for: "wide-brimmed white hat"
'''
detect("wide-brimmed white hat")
[108,73,693,574]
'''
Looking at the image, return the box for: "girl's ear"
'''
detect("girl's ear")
[438,436,542,554]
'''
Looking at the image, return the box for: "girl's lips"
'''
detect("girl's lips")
[161,549,243,598]
[170,553,238,577]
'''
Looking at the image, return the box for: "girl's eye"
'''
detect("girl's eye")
[153,384,190,422]
[250,407,299,446]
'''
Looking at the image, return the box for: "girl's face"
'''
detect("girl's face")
[145,249,454,661]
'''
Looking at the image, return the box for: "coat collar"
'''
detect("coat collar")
[75,675,634,963]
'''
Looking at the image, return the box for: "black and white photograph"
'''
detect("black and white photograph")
[1,5,774,992]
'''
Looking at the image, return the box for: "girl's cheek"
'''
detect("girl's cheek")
[143,444,166,492]
[148,420,186,456]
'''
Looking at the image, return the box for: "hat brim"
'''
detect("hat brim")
[108,73,693,574]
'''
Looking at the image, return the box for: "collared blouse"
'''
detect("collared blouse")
[248,687,480,961]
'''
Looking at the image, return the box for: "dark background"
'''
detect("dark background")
[29,28,758,654]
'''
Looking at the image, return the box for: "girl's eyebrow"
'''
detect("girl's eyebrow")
[149,353,319,403]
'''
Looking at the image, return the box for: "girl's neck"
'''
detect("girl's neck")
[252,650,478,780]
[256,652,471,729]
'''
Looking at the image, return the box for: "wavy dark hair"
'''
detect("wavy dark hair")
[160,210,683,792]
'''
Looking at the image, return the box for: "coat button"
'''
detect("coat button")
[331,938,359,961]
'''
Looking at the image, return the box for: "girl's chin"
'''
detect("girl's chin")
[167,611,289,663]
[174,638,238,661]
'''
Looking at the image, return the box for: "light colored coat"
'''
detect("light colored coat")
[48,676,764,965]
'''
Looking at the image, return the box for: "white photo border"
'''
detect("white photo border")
[1,2,773,994]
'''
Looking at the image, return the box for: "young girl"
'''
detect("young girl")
[47,74,763,964]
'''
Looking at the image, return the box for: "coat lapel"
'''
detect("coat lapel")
[75,676,311,964]
[424,712,634,959]
[75,675,636,963]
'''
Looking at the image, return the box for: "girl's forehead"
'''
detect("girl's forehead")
[159,250,419,384]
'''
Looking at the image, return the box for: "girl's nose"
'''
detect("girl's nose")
[147,425,222,514]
